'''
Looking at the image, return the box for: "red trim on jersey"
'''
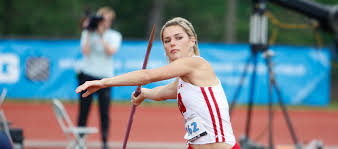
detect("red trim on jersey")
[188,144,194,149]
[232,142,241,149]
[177,93,186,114]
[200,87,218,142]
[208,87,225,142]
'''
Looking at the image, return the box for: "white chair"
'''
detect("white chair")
[52,99,97,149]
[0,88,13,145]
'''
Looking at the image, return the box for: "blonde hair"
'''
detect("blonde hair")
[160,17,200,56]
[97,6,116,21]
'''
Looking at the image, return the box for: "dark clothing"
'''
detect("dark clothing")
[0,131,12,149]
[77,72,111,143]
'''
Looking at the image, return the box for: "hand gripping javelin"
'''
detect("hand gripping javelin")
[122,24,156,149]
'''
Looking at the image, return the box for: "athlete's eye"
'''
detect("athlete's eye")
[164,39,170,44]
[176,36,183,40]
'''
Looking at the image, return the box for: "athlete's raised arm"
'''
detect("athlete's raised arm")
[75,57,201,97]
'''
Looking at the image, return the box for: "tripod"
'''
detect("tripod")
[229,0,301,149]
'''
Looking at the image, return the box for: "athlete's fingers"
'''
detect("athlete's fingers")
[82,89,92,98]
[82,86,100,98]
[75,85,84,93]
[76,80,98,94]
[131,91,143,106]
[131,100,137,106]
[82,91,88,98]
[76,81,90,93]
[131,92,138,105]
[130,99,138,106]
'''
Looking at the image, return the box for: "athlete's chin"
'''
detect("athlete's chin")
[168,55,181,62]
[169,57,178,62]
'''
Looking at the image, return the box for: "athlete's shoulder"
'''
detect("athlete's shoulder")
[178,56,209,67]
[172,57,203,68]
[179,56,207,62]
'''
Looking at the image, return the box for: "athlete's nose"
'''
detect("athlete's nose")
[170,39,178,48]
[170,42,176,48]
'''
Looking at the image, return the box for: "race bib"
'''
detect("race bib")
[184,116,207,142]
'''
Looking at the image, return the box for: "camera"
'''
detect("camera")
[87,15,104,31]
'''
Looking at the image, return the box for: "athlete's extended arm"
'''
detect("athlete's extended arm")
[76,57,200,97]
[131,79,178,106]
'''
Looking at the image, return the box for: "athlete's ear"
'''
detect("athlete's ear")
[189,36,196,47]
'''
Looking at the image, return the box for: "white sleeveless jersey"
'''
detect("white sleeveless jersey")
[177,78,236,145]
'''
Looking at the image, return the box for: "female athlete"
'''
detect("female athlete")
[76,17,240,149]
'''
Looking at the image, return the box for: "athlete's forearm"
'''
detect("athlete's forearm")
[101,69,152,87]
[143,87,168,101]
[142,81,177,101]
[100,58,196,89]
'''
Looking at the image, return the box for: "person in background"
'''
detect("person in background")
[76,17,240,149]
[77,6,122,149]
[79,9,91,30]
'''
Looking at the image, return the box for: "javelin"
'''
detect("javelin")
[122,24,156,149]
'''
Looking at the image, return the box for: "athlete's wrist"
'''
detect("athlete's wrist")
[141,88,150,100]
[100,78,112,88]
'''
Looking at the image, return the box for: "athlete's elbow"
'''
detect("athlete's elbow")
[139,80,150,86]
[140,70,158,85]
[137,71,150,85]
[156,97,168,101]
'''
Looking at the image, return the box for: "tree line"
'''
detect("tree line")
[0,0,337,46]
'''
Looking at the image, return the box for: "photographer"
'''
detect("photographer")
[77,6,122,149]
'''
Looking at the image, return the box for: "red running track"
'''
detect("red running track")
[2,102,338,146]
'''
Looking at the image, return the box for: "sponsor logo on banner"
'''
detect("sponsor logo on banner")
[0,54,20,83]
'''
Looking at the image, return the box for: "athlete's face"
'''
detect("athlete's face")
[162,25,196,62]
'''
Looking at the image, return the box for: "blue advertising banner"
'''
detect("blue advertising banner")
[0,40,331,106]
